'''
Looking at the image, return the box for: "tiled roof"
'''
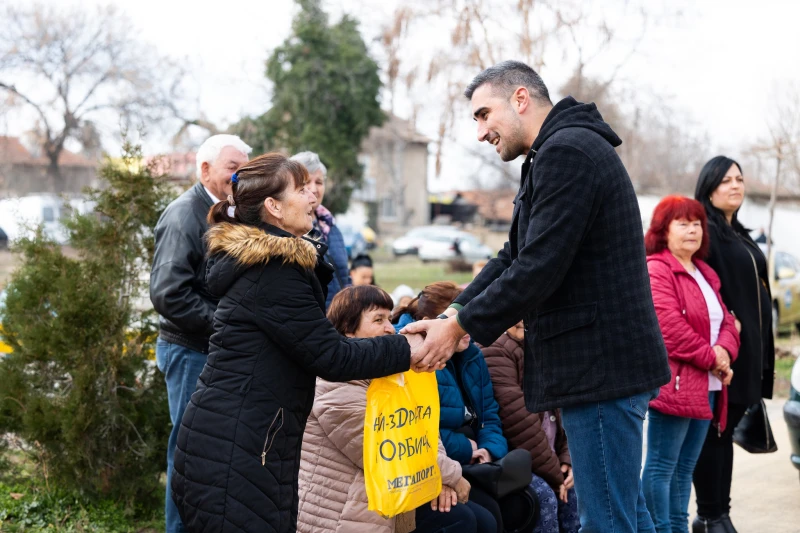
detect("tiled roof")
[0,136,96,167]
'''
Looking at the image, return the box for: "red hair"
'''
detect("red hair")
[645,195,709,259]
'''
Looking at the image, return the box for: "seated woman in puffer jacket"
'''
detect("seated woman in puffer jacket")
[392,282,507,533]
[297,285,490,533]
[481,321,580,533]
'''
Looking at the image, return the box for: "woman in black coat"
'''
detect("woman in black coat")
[692,156,774,533]
[170,153,421,533]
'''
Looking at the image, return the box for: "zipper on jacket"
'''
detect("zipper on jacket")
[261,408,284,466]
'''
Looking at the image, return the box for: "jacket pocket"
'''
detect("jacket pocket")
[538,303,596,340]
[536,303,605,397]
[261,407,284,466]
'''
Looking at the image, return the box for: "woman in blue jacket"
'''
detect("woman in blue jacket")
[393,281,507,533]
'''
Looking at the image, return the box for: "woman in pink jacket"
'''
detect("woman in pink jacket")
[297,286,491,533]
[641,196,740,533]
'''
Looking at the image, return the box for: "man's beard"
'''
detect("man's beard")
[500,118,528,162]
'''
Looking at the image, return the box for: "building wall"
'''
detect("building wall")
[0,163,97,197]
[366,140,430,235]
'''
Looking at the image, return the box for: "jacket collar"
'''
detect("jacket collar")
[206,222,319,269]
[260,222,329,257]
[193,182,214,208]
[648,249,720,291]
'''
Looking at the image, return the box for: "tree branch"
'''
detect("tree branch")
[0,81,53,140]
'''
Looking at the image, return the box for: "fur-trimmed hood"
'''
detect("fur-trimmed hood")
[204,222,326,298]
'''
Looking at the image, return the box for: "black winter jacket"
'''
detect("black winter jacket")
[171,222,411,533]
[453,97,671,412]
[150,182,217,353]
[704,221,774,403]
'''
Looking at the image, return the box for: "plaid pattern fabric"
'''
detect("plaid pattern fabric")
[456,98,670,412]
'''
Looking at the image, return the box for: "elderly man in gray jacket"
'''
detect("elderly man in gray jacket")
[150,134,250,533]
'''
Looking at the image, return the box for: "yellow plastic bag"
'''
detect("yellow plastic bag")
[363,370,442,518]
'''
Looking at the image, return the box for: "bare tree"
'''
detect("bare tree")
[375,0,683,191]
[0,3,195,185]
[749,82,800,259]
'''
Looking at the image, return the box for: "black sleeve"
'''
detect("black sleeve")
[149,209,215,336]
[256,265,411,381]
[457,145,601,346]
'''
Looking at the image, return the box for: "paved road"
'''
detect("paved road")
[684,398,800,533]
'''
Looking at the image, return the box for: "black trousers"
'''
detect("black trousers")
[692,401,748,518]
[469,485,504,533]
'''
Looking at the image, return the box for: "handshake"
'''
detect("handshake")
[399,310,469,373]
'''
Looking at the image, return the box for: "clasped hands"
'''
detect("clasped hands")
[431,476,471,512]
[400,308,467,373]
[712,345,733,386]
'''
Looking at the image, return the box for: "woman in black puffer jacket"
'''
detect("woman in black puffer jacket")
[170,153,420,533]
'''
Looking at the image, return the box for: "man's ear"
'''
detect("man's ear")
[200,161,211,181]
[513,87,530,115]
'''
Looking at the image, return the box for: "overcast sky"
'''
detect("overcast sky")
[2,0,799,191]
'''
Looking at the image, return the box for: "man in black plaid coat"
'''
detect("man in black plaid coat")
[402,61,671,533]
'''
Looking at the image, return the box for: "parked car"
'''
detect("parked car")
[785,355,800,483]
[0,227,8,250]
[391,225,462,257]
[770,250,800,335]
[418,231,493,263]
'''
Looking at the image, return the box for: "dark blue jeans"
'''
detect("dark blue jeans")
[156,338,207,533]
[415,500,496,533]
[561,389,659,533]
[642,393,716,533]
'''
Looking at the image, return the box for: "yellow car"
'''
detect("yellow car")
[771,250,800,335]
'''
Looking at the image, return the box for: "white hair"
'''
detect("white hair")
[195,134,252,180]
[290,151,327,178]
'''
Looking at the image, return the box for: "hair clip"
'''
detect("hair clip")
[231,172,239,184]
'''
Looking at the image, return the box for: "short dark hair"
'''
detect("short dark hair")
[327,285,394,336]
[350,254,373,270]
[644,195,710,259]
[464,60,551,105]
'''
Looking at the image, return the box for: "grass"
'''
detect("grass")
[774,335,799,398]
[374,256,474,292]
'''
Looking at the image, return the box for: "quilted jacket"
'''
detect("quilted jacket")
[481,332,571,490]
[296,378,463,533]
[170,222,411,533]
[646,249,740,430]
[436,342,508,464]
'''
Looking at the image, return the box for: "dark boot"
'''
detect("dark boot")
[692,515,728,533]
[720,514,738,533]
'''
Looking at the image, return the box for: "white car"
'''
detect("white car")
[391,226,462,257]
[418,231,493,263]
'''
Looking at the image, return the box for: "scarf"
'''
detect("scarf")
[313,204,335,244]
